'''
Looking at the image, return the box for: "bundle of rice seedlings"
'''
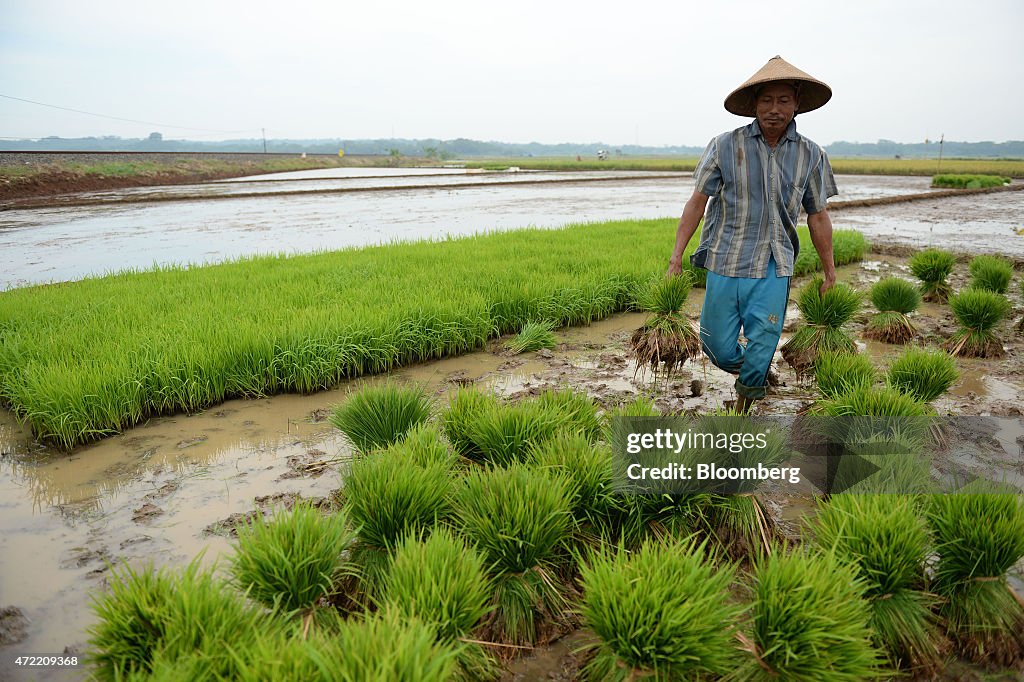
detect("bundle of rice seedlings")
[738,548,884,680]
[814,350,877,399]
[533,387,604,443]
[946,287,1011,357]
[864,277,920,343]
[579,537,742,681]
[225,626,348,682]
[382,529,497,680]
[330,610,461,682]
[341,450,454,600]
[781,277,861,376]
[968,254,1014,294]
[440,388,501,460]
[927,489,1024,665]
[89,559,266,681]
[455,462,576,645]
[380,421,459,471]
[229,503,356,614]
[529,431,616,544]
[811,494,946,672]
[886,346,959,403]
[465,400,564,467]
[330,382,432,454]
[505,320,557,355]
[630,273,701,381]
[909,248,956,303]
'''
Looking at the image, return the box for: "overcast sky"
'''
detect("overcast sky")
[1,0,1021,147]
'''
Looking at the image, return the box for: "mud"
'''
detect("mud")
[0,254,1022,680]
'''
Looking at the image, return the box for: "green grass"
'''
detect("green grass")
[886,346,959,402]
[931,173,1012,189]
[229,503,356,614]
[330,382,432,454]
[505,320,557,354]
[579,537,742,681]
[968,254,1014,294]
[0,221,866,449]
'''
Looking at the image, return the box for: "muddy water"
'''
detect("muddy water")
[1,174,951,290]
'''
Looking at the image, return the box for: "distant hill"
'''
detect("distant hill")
[3,135,1022,159]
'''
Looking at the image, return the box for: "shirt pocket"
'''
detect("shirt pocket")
[784,182,805,218]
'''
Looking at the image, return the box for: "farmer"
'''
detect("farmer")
[666,55,838,414]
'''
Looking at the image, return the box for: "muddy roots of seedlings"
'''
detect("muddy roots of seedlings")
[781,325,857,378]
[864,311,917,344]
[629,314,701,381]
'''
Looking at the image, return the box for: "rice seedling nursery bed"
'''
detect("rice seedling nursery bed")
[2,217,1024,681]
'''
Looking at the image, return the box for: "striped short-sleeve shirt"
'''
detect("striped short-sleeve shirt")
[689,119,838,278]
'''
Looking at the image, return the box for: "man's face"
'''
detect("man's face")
[755,83,799,138]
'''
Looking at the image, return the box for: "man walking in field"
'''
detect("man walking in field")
[667,56,838,414]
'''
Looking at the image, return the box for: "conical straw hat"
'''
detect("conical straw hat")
[724,55,832,117]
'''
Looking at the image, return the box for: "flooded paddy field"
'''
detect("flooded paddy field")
[3,169,1016,290]
[1,251,1022,680]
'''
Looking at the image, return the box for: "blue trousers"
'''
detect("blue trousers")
[699,258,789,400]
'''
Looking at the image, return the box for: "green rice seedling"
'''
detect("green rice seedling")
[968,254,1014,294]
[328,609,460,682]
[738,548,884,680]
[505,320,557,355]
[931,173,1012,189]
[329,382,431,454]
[533,387,603,443]
[864,277,920,343]
[886,346,959,402]
[814,350,877,399]
[946,287,1011,357]
[379,421,459,471]
[229,503,356,614]
[382,529,497,680]
[439,387,501,459]
[341,450,454,599]
[927,489,1024,665]
[455,462,576,645]
[88,558,266,681]
[630,273,701,381]
[811,494,946,672]
[909,248,956,303]
[579,537,742,681]
[464,400,564,467]
[529,432,616,544]
[781,277,861,376]
[225,626,349,682]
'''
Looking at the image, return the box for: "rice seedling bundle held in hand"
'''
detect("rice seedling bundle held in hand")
[329,382,432,454]
[864,276,920,343]
[945,287,1011,357]
[781,277,861,376]
[909,248,956,303]
[886,346,958,403]
[927,490,1024,666]
[630,273,701,381]
[811,494,946,672]
[968,254,1014,294]
[578,537,742,681]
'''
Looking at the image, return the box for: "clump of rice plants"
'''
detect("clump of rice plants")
[331,609,461,681]
[909,249,956,303]
[946,287,1011,357]
[578,537,742,681]
[815,350,877,399]
[440,388,501,460]
[738,548,884,680]
[864,277,920,343]
[89,559,266,681]
[630,273,701,381]
[505,320,557,355]
[533,387,603,443]
[927,489,1024,666]
[341,449,454,600]
[465,400,564,467]
[968,254,1014,294]
[226,625,350,682]
[932,173,1012,189]
[811,494,946,672]
[781,277,861,376]
[379,421,459,471]
[229,503,356,614]
[382,528,497,680]
[330,382,431,454]
[886,346,959,403]
[455,462,576,645]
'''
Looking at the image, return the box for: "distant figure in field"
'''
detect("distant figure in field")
[666,56,838,414]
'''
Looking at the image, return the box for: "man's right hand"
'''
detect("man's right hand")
[666,259,683,278]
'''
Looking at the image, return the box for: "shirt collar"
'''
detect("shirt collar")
[746,119,799,142]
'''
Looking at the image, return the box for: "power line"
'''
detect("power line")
[0,93,258,134]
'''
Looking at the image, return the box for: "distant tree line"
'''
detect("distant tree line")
[3,135,1022,158]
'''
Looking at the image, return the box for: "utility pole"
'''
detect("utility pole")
[937,133,944,173]
[262,128,267,154]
